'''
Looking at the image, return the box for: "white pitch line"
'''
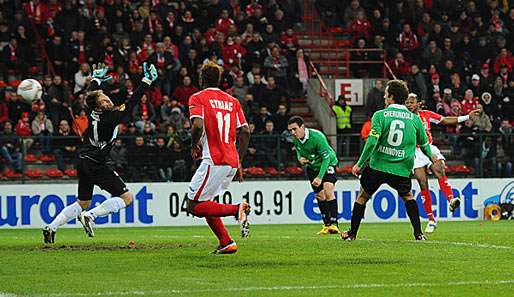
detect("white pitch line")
[26,279,514,297]
[358,238,514,250]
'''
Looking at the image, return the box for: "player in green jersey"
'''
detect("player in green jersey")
[341,80,436,241]
[288,116,340,235]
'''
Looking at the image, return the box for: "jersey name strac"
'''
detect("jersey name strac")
[189,88,247,168]
[418,110,443,144]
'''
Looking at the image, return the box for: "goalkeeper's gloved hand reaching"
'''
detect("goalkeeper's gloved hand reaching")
[142,62,158,85]
[91,63,112,84]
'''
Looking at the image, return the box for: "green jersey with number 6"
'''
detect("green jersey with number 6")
[356,104,430,177]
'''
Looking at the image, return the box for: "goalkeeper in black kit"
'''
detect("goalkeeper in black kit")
[43,63,158,244]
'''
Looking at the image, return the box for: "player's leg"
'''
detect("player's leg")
[43,163,93,243]
[322,178,339,234]
[394,176,425,240]
[79,167,132,237]
[307,167,331,233]
[414,167,437,233]
[341,166,379,240]
[430,145,460,211]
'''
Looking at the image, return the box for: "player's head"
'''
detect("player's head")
[287,116,306,139]
[405,93,420,113]
[384,80,409,106]
[86,90,114,111]
[200,61,223,88]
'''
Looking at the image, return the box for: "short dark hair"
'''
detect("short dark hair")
[386,80,409,104]
[85,90,102,109]
[287,115,304,126]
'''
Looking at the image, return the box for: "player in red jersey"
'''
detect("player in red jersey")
[186,61,251,254]
[405,93,479,233]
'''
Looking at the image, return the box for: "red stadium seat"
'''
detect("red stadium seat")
[5,170,22,178]
[45,168,64,178]
[246,167,266,176]
[24,154,37,163]
[342,165,353,174]
[26,169,43,178]
[39,154,55,162]
[65,168,77,177]
[452,165,473,174]
[265,167,279,176]
[285,166,303,175]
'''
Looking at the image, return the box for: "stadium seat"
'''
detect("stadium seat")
[285,166,303,175]
[265,167,279,176]
[5,170,22,178]
[25,169,43,178]
[64,168,77,177]
[45,168,64,178]
[24,154,37,163]
[452,165,473,174]
[246,167,266,176]
[39,154,55,162]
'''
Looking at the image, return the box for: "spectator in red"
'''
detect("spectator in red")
[246,0,262,17]
[172,76,199,107]
[348,10,372,42]
[23,0,49,25]
[222,36,247,69]
[216,9,235,35]
[398,23,420,57]
[137,34,156,62]
[15,111,33,153]
[461,89,479,115]
[0,94,8,127]
[69,31,93,75]
[388,52,411,79]
[280,28,299,51]
[493,48,514,74]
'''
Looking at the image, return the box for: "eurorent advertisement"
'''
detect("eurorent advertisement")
[1,179,512,228]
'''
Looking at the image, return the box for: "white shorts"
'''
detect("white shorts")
[413,144,445,169]
[187,160,236,201]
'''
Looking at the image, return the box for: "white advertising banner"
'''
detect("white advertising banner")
[0,179,513,229]
[334,79,364,106]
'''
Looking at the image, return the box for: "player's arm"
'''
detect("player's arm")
[189,94,204,160]
[315,134,333,180]
[439,109,480,125]
[415,115,433,159]
[117,63,157,112]
[235,102,250,182]
[355,113,382,168]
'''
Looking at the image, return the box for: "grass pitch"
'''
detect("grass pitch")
[0,221,513,297]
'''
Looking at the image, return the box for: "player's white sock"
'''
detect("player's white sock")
[86,197,127,219]
[48,202,83,231]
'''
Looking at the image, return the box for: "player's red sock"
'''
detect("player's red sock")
[438,176,454,202]
[192,201,238,218]
[421,188,435,221]
[206,217,232,246]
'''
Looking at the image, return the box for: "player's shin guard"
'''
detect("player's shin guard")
[318,200,331,226]
[86,197,127,219]
[327,199,338,226]
[421,189,435,221]
[193,201,239,218]
[48,201,83,231]
[349,202,366,237]
[438,176,454,202]
[206,217,232,246]
[405,199,423,236]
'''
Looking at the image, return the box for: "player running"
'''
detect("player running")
[186,61,251,254]
[288,116,340,235]
[405,93,479,233]
[342,80,435,241]
[42,62,158,243]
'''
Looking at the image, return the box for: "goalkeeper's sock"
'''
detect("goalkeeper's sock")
[421,188,436,221]
[317,200,331,226]
[438,176,454,202]
[192,201,239,218]
[86,197,127,219]
[405,199,423,236]
[206,217,232,246]
[327,199,339,226]
[349,202,366,236]
[48,202,83,231]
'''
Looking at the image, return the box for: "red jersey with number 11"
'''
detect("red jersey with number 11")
[189,87,247,168]
[418,109,443,144]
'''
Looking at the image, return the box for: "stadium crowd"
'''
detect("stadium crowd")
[330,0,513,177]
[0,0,512,180]
[0,0,304,181]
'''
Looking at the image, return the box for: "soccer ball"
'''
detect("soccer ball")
[17,79,43,104]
